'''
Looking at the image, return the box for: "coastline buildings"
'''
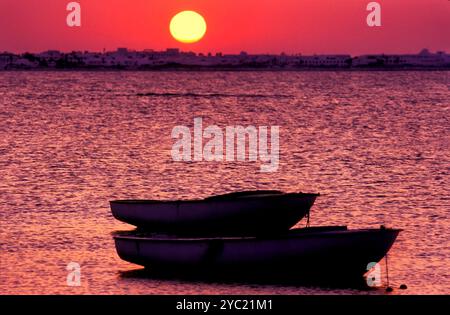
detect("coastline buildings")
[0,48,449,70]
[352,49,450,68]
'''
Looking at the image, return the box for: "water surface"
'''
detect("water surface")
[0,71,449,294]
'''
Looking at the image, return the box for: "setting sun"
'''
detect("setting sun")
[170,11,207,44]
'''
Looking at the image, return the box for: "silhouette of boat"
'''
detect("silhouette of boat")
[110,190,319,236]
[113,226,400,282]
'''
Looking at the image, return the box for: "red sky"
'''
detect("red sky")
[1,0,449,55]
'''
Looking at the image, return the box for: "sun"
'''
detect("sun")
[170,11,207,44]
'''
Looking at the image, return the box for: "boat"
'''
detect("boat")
[110,190,319,236]
[113,226,401,283]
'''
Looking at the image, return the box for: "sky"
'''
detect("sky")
[0,0,449,55]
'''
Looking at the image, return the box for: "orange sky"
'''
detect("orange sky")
[1,0,449,54]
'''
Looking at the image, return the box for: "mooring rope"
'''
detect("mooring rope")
[305,208,311,228]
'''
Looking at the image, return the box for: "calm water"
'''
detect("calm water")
[0,71,449,295]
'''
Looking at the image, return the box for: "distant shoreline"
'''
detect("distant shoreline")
[2,48,449,72]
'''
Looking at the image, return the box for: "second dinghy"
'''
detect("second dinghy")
[114,226,401,283]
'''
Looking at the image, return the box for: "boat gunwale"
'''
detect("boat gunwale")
[113,227,402,242]
[110,192,320,205]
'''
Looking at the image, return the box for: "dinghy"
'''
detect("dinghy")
[110,190,319,236]
[113,226,401,283]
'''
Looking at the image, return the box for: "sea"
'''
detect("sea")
[0,71,448,294]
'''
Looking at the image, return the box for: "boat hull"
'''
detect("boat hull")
[110,191,318,236]
[114,227,400,283]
